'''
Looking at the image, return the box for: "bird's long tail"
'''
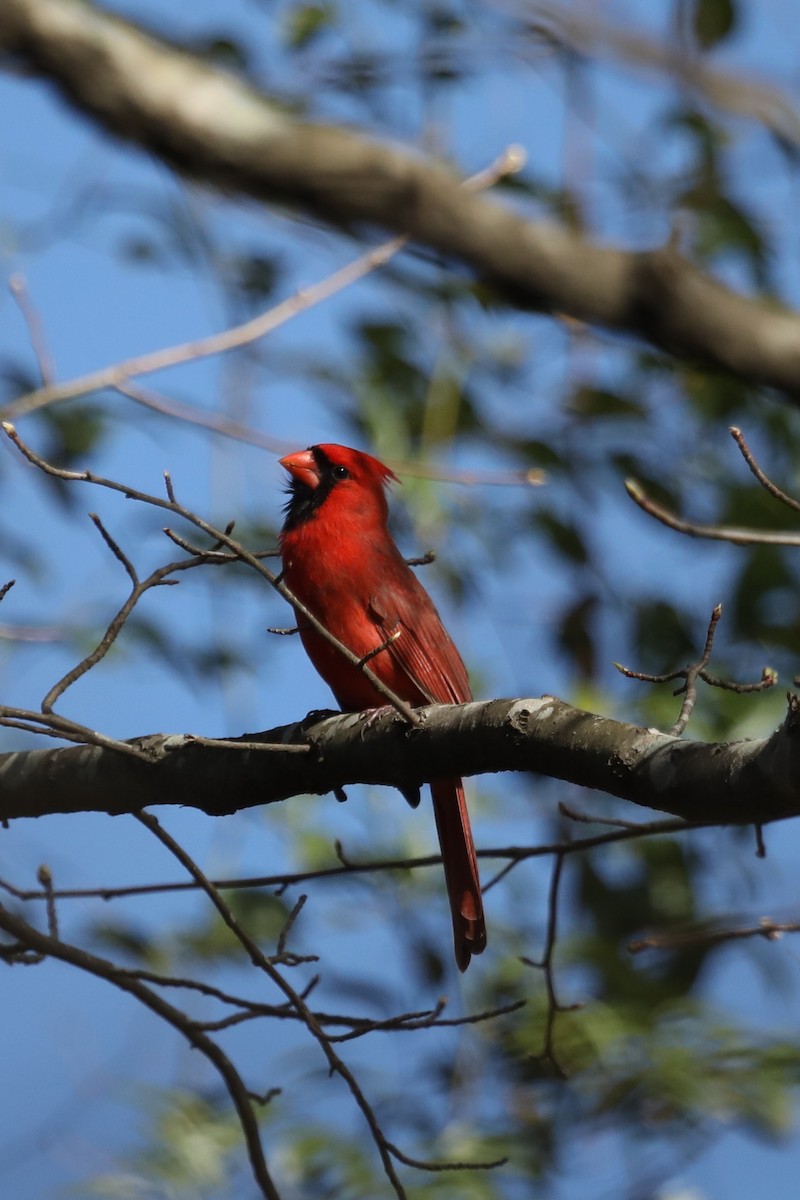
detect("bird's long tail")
[430,778,486,972]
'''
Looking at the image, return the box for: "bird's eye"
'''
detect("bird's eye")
[332,464,349,479]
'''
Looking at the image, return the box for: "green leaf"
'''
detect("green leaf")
[633,600,698,673]
[179,889,294,962]
[557,593,597,679]
[283,2,337,50]
[191,35,251,74]
[692,0,737,49]
[533,512,589,565]
[570,386,646,421]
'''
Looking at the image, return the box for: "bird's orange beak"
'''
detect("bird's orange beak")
[279,449,320,489]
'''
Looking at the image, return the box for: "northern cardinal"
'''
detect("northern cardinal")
[279,443,486,971]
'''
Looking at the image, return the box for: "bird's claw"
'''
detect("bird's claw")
[358,705,393,735]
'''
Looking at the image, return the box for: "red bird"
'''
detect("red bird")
[279,443,486,971]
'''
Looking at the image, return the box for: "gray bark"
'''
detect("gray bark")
[1,696,797,827]
[1,0,800,391]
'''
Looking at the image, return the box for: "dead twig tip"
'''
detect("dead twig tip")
[505,143,527,172]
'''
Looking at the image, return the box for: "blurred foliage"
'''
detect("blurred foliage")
[87,1090,249,1198]
[690,0,738,49]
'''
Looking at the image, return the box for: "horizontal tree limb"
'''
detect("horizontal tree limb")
[2,0,800,391]
[0,696,796,827]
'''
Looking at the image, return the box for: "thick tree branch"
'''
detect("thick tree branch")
[1,695,798,827]
[2,0,800,391]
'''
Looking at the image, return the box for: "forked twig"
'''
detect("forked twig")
[1,422,421,727]
[614,605,776,735]
[135,809,505,1193]
[0,900,282,1199]
[521,851,581,1079]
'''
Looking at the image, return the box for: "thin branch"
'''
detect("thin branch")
[117,379,289,452]
[2,236,404,419]
[130,811,513,1183]
[39,540,197,714]
[326,998,526,1044]
[37,863,57,938]
[0,705,152,760]
[526,1,800,145]
[89,961,520,1039]
[87,512,138,583]
[0,900,283,1200]
[1,422,422,725]
[119,380,544,489]
[730,425,800,513]
[700,666,777,694]
[9,273,55,386]
[615,605,776,735]
[629,915,800,955]
[522,851,578,1079]
[185,735,310,754]
[625,478,800,546]
[1,145,525,424]
[2,817,703,905]
[134,810,414,1198]
[669,604,723,735]
[358,628,401,668]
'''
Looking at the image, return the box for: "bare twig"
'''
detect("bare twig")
[184,734,310,754]
[88,512,138,583]
[120,379,544,488]
[135,809,414,1197]
[2,146,525,425]
[133,811,509,1185]
[40,541,193,715]
[2,817,703,905]
[614,605,776,735]
[66,958,519,1040]
[358,628,401,668]
[625,478,800,546]
[0,900,283,1200]
[630,914,800,955]
[9,273,55,386]
[522,851,580,1079]
[3,238,408,420]
[0,705,152,760]
[0,621,65,644]
[730,426,800,513]
[1,422,421,725]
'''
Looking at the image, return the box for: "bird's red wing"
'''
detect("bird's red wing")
[369,571,471,707]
